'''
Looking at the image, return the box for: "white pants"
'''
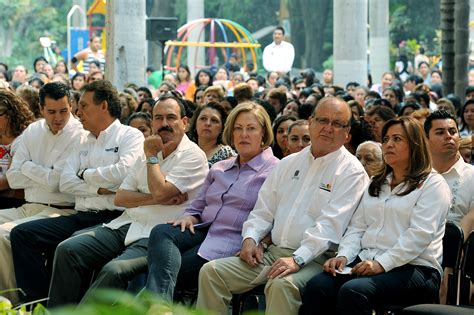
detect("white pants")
[0,203,76,303]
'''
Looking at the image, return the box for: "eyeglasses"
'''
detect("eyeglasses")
[313,117,349,129]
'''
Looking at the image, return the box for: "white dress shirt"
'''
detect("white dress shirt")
[337,172,451,275]
[441,156,474,224]
[242,146,369,264]
[262,40,295,73]
[59,119,144,211]
[105,135,208,245]
[7,114,84,205]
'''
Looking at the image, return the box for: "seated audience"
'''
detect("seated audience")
[9,80,144,303]
[47,93,209,306]
[188,102,236,167]
[196,97,369,314]
[271,115,296,159]
[1,83,82,303]
[286,120,310,154]
[128,112,152,137]
[301,116,451,314]
[144,102,279,301]
[355,141,383,177]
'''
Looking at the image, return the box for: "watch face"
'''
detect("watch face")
[147,156,159,164]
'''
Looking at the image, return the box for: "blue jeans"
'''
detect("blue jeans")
[145,224,208,301]
[300,263,441,315]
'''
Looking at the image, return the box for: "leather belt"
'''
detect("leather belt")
[37,203,75,210]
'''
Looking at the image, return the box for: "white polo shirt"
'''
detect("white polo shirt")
[7,114,84,205]
[440,156,474,224]
[59,119,144,211]
[105,135,208,245]
[243,145,369,265]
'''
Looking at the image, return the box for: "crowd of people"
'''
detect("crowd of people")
[0,27,473,314]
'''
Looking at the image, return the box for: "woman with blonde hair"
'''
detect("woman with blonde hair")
[145,101,279,300]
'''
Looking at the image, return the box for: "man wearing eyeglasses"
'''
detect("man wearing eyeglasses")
[197,97,369,314]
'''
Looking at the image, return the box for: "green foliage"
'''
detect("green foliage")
[0,0,72,70]
[0,289,212,315]
[389,0,441,55]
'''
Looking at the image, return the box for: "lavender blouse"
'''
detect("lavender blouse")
[184,147,279,261]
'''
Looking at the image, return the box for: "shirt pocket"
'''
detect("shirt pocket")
[307,188,331,220]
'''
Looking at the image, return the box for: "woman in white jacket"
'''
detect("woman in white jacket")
[300,116,451,315]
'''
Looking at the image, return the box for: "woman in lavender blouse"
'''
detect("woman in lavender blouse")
[145,102,279,301]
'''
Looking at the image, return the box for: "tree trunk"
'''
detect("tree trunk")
[369,0,390,84]
[454,0,469,102]
[106,0,147,89]
[441,0,456,96]
[304,0,330,71]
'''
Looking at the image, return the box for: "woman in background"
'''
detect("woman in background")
[188,102,236,167]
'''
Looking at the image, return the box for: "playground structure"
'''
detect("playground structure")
[164,18,263,73]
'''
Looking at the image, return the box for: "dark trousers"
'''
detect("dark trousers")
[48,224,149,307]
[145,224,208,301]
[10,210,122,302]
[300,264,441,315]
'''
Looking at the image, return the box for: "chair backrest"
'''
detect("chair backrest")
[459,230,474,305]
[442,221,464,270]
[442,221,464,305]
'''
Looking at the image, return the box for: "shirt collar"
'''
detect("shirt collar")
[309,145,344,163]
[42,113,78,136]
[224,147,274,172]
[158,134,192,161]
[93,119,121,140]
[443,156,467,176]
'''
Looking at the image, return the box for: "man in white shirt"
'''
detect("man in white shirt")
[47,93,209,307]
[424,110,474,303]
[0,82,84,303]
[196,97,369,315]
[424,110,474,238]
[262,27,295,74]
[9,80,144,303]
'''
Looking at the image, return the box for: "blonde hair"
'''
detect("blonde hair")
[222,101,273,148]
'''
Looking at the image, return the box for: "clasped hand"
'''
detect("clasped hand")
[323,256,385,276]
[238,239,300,279]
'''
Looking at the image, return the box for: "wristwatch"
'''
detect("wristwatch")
[293,255,305,268]
[146,156,159,164]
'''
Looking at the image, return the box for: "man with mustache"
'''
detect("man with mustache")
[424,110,474,303]
[10,80,144,304]
[47,93,209,306]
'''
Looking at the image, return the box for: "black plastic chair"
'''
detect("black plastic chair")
[459,230,473,305]
[231,285,265,315]
[374,221,465,314]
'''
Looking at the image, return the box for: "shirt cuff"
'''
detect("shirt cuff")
[292,246,314,265]
[241,231,260,246]
[21,160,35,177]
[82,168,94,184]
[374,253,395,272]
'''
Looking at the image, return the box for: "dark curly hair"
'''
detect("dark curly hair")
[0,89,36,137]
[188,102,228,145]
